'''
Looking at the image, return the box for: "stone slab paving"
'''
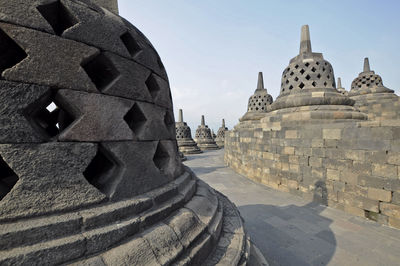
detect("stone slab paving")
[184,149,400,266]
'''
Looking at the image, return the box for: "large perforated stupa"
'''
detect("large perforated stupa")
[0,1,258,264]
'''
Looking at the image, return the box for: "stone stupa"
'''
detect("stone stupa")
[195,115,219,150]
[0,1,258,264]
[175,109,202,154]
[349,57,400,120]
[265,25,367,121]
[336,77,348,96]
[240,72,273,121]
[215,119,228,148]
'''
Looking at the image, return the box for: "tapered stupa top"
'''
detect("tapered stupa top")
[256,72,264,91]
[178,109,183,122]
[222,119,225,128]
[363,57,371,72]
[337,77,342,88]
[201,115,205,126]
[299,25,312,54]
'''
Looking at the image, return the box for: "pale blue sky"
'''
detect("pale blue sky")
[118,0,400,132]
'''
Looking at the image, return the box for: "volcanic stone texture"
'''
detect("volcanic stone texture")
[0,0,254,265]
[225,118,400,230]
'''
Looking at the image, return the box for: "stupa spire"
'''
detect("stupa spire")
[299,25,312,54]
[256,72,264,91]
[222,119,225,128]
[178,109,183,122]
[337,77,342,88]
[201,115,205,126]
[363,57,371,72]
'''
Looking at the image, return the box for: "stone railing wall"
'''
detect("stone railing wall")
[225,118,400,229]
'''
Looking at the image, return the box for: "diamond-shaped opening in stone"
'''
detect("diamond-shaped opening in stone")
[37,0,78,36]
[153,142,170,173]
[305,62,310,67]
[324,81,328,87]
[317,73,321,79]
[300,69,305,75]
[83,146,117,197]
[294,77,299,82]
[299,82,305,89]
[305,75,311,80]
[322,67,326,72]
[290,72,294,76]
[327,75,330,79]
[27,92,75,138]
[295,65,299,69]
[0,155,18,201]
[288,85,293,90]
[0,28,27,74]
[124,103,147,136]
[312,81,317,87]
[164,110,175,128]
[120,31,142,57]
[82,53,120,92]
[285,80,289,84]
[311,67,316,72]
[146,73,161,100]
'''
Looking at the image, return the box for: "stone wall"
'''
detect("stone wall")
[225,118,400,229]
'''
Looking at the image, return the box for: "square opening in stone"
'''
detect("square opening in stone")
[120,31,142,57]
[0,28,27,74]
[83,146,118,197]
[37,0,78,36]
[82,53,120,92]
[0,155,18,201]
[124,103,147,136]
[27,92,75,138]
[153,142,170,173]
[145,73,161,100]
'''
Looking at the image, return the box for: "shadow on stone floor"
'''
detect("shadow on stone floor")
[239,181,336,266]
[188,166,226,175]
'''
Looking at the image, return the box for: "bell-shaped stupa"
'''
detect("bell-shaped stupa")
[336,77,348,96]
[266,25,367,121]
[175,109,202,154]
[240,72,273,121]
[215,119,228,148]
[349,57,399,120]
[0,1,257,264]
[195,115,219,150]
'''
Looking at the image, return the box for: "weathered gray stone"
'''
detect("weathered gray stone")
[55,89,135,141]
[0,143,106,221]
[0,80,51,142]
[195,115,220,150]
[0,22,98,92]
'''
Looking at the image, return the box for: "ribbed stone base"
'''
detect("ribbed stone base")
[0,169,259,265]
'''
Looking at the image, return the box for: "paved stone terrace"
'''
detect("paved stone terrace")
[184,149,400,266]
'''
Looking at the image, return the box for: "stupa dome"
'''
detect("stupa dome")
[0,1,254,264]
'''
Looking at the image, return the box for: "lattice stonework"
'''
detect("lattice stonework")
[351,73,383,90]
[176,122,192,139]
[280,60,335,94]
[247,93,273,112]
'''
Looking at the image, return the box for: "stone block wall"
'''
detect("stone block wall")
[225,118,400,229]
[351,94,400,121]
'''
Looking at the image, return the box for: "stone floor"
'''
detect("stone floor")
[184,149,400,266]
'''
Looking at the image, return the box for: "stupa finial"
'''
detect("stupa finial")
[256,72,264,91]
[299,25,312,54]
[201,115,205,126]
[337,77,342,88]
[222,119,225,128]
[363,57,371,72]
[178,109,183,122]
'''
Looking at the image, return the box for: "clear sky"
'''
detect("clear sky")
[118,0,400,132]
